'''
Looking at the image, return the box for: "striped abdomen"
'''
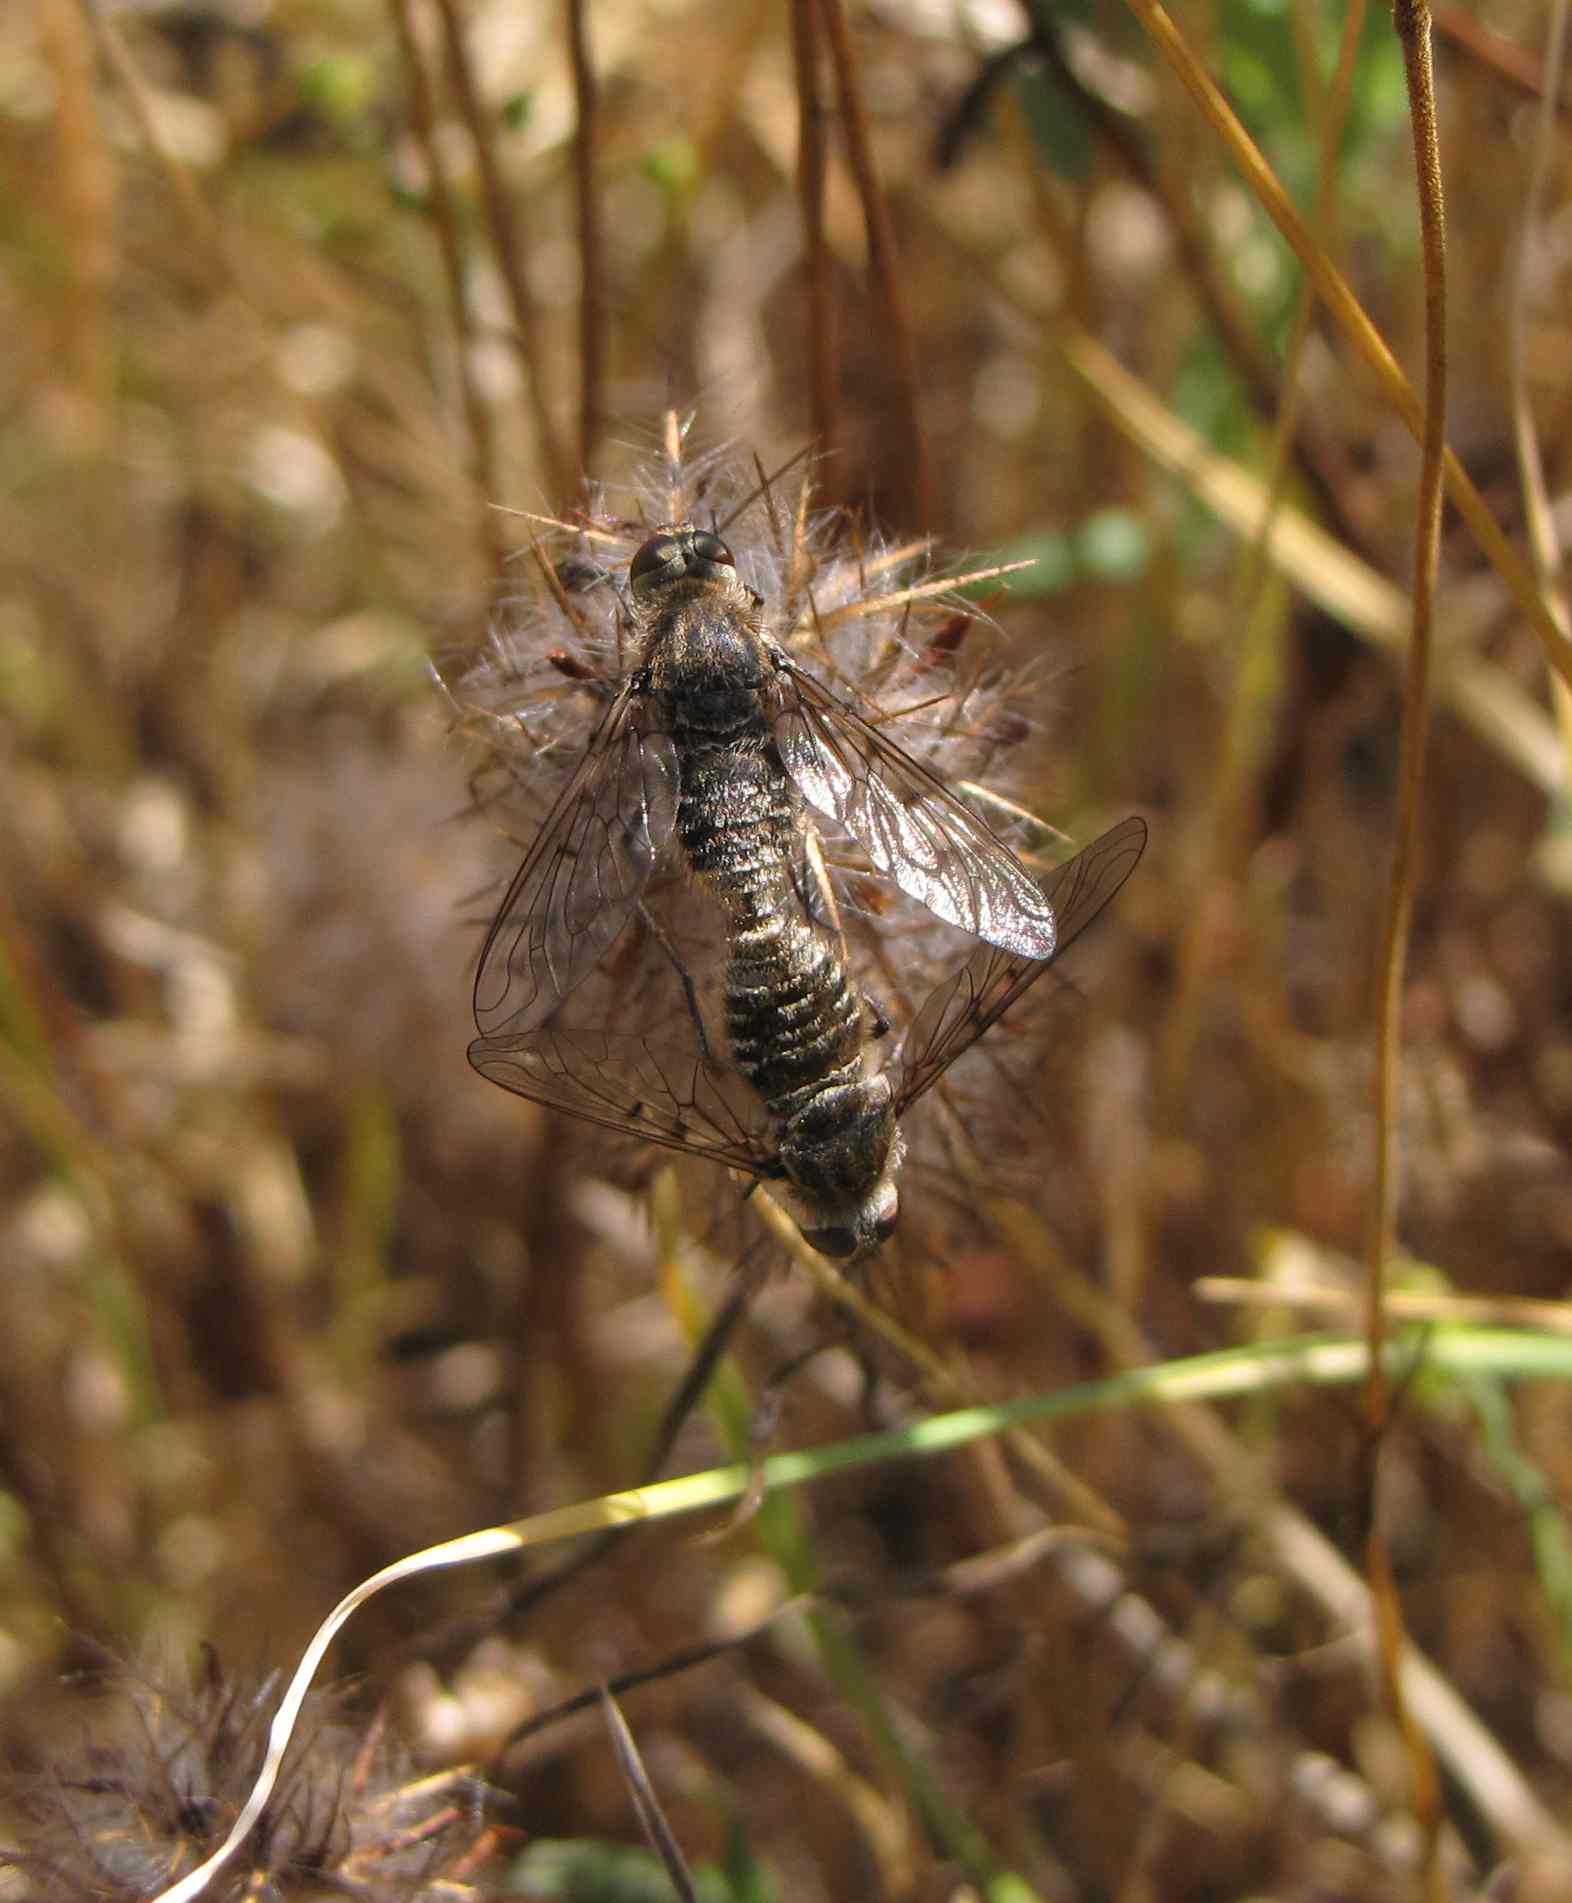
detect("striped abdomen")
[675,735,899,1220]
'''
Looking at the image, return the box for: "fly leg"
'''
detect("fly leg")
[482,1251,771,1643]
[725,1299,889,1530]
[723,1325,854,1532]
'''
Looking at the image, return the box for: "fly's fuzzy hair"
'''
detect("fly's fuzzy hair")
[1,1652,496,1902]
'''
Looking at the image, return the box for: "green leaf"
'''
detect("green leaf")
[1010,65,1091,182]
[642,136,700,200]
[296,52,378,127]
[717,1818,779,1903]
[1075,508,1151,581]
[509,1838,769,1903]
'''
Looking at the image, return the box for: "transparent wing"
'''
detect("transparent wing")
[773,666,1058,957]
[894,814,1147,1114]
[468,1023,781,1178]
[471,713,780,1170]
[472,684,680,1037]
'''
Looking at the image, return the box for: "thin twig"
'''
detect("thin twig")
[1432,4,1564,107]
[1119,0,1572,694]
[42,0,114,441]
[417,1255,769,1665]
[1017,6,1364,554]
[747,1187,1126,1541]
[430,0,574,504]
[1507,0,1572,771]
[811,0,932,531]
[1364,3,1448,1889]
[1045,322,1564,791]
[80,2,236,296]
[1033,1220,1572,1860]
[565,0,605,473]
[1155,0,1368,1134]
[1365,0,1447,1456]
[789,0,838,467]
[384,0,503,575]
[506,1594,813,1756]
[1198,1276,1572,1334]
[600,1689,700,1903]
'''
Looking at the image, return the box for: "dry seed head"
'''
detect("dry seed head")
[1,1654,495,1902]
[449,419,1049,929]
[445,419,1084,1248]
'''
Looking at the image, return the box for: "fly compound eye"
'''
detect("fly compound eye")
[689,530,734,569]
[629,534,679,593]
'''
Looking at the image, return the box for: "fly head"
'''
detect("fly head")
[631,524,774,733]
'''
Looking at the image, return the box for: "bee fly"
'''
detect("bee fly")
[469,519,1147,1260]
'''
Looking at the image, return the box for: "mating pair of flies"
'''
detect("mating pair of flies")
[467,438,1146,1262]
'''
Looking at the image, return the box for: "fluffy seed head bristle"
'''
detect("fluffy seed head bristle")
[442,415,1076,1256]
[446,416,1048,898]
[1,1654,496,1902]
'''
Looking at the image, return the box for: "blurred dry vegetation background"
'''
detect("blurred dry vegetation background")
[3,0,1572,1897]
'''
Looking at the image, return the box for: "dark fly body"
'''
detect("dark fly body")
[469,519,1146,1260]
[638,526,904,1257]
